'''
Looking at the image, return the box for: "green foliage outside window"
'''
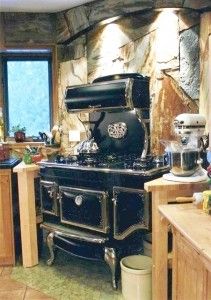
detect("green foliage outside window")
[7,59,51,137]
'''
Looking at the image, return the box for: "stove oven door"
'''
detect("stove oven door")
[40,180,59,216]
[113,186,149,240]
[59,186,109,234]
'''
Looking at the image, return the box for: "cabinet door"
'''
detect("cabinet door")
[113,187,149,240]
[173,231,210,300]
[0,171,14,265]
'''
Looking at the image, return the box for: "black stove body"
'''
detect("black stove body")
[39,73,168,289]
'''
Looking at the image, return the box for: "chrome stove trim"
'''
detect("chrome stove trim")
[39,162,169,176]
[125,78,134,109]
[40,180,59,216]
[104,247,118,290]
[134,108,149,159]
[46,232,55,265]
[41,222,108,244]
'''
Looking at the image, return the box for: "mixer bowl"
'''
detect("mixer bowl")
[166,149,200,177]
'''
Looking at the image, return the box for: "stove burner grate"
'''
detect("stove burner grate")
[52,153,166,172]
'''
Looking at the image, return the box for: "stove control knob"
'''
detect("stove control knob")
[75,195,83,206]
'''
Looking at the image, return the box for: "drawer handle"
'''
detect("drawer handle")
[75,195,83,206]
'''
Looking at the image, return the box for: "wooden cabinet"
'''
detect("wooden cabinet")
[159,204,211,300]
[0,169,15,265]
[173,230,211,300]
[144,178,208,300]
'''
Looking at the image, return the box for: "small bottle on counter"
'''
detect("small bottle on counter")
[202,190,211,214]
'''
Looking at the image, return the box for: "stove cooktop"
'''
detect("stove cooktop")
[38,154,169,177]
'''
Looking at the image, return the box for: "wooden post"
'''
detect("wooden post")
[13,162,40,267]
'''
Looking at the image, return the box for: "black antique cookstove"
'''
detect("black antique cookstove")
[38,74,169,289]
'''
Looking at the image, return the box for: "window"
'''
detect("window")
[3,50,52,137]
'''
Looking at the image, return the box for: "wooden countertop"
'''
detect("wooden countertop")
[144,177,208,192]
[13,161,40,173]
[159,204,211,271]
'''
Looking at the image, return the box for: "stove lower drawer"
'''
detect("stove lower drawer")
[59,186,109,234]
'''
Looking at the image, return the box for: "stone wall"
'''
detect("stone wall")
[56,0,211,44]
[59,8,200,155]
[57,55,88,155]
[57,36,88,154]
[2,12,56,45]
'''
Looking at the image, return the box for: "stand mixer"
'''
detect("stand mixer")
[173,113,206,149]
[163,113,208,181]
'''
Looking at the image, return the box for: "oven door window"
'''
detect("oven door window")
[113,187,149,240]
[40,180,59,216]
[59,186,109,233]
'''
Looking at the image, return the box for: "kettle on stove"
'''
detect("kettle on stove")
[77,137,99,154]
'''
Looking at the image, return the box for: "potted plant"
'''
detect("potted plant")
[11,124,26,142]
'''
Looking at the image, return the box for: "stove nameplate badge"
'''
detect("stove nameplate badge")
[107,122,127,139]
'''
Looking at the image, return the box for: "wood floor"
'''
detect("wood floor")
[0,266,54,300]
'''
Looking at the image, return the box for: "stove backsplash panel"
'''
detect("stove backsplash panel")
[89,110,148,155]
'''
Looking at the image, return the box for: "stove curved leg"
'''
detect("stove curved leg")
[104,247,118,289]
[46,232,55,266]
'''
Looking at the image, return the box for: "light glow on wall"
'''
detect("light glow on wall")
[99,23,126,74]
[156,9,179,65]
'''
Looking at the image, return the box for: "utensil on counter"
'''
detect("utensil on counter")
[176,192,203,208]
[39,132,48,143]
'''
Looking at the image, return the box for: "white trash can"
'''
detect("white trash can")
[120,255,152,300]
